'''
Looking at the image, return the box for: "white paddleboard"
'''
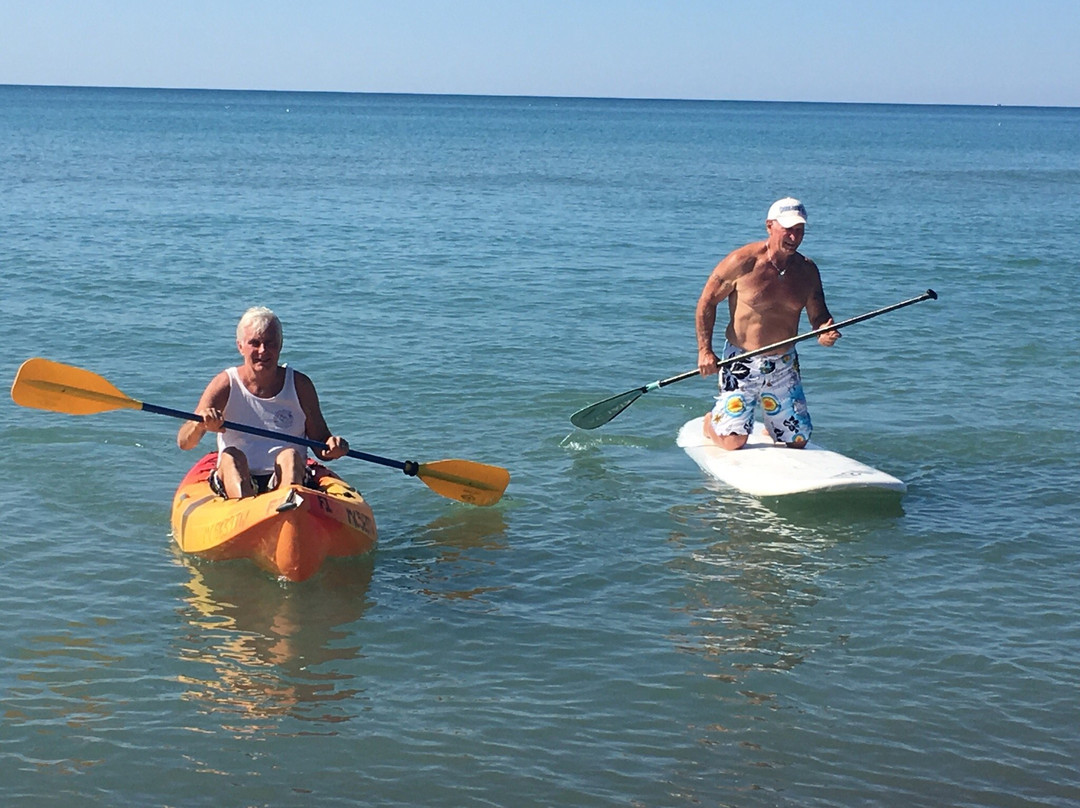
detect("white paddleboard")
[676,416,906,497]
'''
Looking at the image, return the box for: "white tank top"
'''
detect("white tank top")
[217,365,307,474]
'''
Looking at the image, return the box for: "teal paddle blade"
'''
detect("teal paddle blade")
[570,388,645,429]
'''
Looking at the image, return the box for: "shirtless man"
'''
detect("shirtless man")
[695,198,840,450]
[177,307,350,498]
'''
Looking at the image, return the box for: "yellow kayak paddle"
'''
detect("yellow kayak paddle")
[11,357,509,507]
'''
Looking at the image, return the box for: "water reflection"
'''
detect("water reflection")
[174,556,374,732]
[763,488,905,520]
[404,507,509,606]
[669,484,893,686]
[666,482,905,796]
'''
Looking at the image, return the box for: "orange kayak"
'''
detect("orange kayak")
[170,453,377,581]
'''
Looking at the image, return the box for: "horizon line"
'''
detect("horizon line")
[2,82,1075,111]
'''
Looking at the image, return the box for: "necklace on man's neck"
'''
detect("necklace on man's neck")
[766,255,787,277]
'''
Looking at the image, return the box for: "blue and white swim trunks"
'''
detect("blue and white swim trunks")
[710,342,812,446]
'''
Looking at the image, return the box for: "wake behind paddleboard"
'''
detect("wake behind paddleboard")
[676,416,906,498]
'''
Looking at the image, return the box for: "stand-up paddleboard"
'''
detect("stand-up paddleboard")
[676,416,906,497]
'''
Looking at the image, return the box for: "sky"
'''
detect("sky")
[1,0,1078,107]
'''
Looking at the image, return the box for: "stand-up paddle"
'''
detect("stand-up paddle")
[570,289,938,429]
[11,358,509,506]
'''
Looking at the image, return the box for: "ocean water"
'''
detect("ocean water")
[2,85,1079,807]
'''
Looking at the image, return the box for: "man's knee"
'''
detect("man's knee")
[703,414,748,451]
[277,447,304,467]
[275,448,306,486]
[216,448,254,498]
[219,446,251,476]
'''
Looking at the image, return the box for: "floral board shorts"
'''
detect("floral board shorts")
[710,342,813,446]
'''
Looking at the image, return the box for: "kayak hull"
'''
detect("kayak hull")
[677,416,907,498]
[170,453,377,581]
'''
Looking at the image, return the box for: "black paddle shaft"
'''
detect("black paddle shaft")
[143,402,419,475]
[653,288,938,390]
[570,289,938,429]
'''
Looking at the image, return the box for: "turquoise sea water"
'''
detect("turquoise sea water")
[2,85,1079,807]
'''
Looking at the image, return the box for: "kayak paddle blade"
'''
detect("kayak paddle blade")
[570,388,645,430]
[417,459,510,507]
[11,358,142,415]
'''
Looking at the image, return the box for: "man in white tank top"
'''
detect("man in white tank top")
[176,307,350,499]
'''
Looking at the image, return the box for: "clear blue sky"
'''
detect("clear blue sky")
[2,0,1077,106]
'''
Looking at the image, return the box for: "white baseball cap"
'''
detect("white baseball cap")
[767,197,807,228]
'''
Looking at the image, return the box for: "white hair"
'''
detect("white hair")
[236,306,282,342]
